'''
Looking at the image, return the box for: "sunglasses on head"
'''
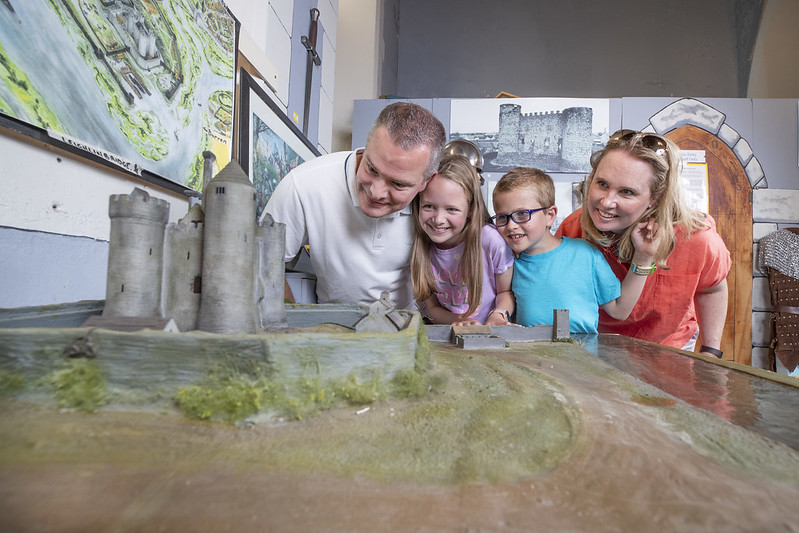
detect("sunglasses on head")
[609,129,668,157]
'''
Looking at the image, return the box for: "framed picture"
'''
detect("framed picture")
[239,68,320,219]
[449,98,610,174]
[0,1,238,193]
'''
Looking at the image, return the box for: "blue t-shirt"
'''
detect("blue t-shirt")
[513,237,620,333]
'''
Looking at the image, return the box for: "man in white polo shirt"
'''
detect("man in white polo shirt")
[262,102,446,308]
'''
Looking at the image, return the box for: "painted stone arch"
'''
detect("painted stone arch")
[636,97,761,366]
[641,97,766,189]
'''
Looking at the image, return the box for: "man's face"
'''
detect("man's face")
[356,126,432,218]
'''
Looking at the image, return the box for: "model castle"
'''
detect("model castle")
[99,158,286,334]
[496,103,593,171]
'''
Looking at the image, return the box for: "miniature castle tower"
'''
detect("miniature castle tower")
[103,188,170,317]
[162,204,204,331]
[100,157,288,333]
[255,213,287,328]
[202,150,216,194]
[196,161,257,334]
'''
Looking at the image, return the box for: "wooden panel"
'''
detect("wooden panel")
[666,126,753,366]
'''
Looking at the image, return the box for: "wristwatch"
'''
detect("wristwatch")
[700,345,723,358]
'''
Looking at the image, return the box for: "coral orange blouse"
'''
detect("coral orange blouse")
[556,210,731,348]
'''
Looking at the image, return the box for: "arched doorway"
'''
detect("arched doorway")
[665,126,753,365]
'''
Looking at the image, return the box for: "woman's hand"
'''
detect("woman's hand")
[631,217,661,260]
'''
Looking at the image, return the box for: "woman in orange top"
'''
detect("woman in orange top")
[555,130,731,357]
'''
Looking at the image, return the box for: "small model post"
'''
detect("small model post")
[201,151,216,195]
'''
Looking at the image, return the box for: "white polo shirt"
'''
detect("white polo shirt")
[263,150,415,308]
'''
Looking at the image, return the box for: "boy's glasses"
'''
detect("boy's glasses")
[491,207,551,227]
[609,129,668,157]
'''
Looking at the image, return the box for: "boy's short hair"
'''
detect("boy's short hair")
[493,167,556,208]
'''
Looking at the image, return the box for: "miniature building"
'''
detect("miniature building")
[103,188,170,318]
[196,162,258,334]
[101,161,286,334]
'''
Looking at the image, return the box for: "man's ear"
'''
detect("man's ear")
[420,171,437,191]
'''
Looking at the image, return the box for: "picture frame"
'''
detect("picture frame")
[0,1,239,194]
[449,98,610,174]
[238,68,320,219]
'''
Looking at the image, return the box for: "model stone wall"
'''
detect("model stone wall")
[163,204,205,332]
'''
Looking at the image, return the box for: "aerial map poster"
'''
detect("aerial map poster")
[0,0,238,192]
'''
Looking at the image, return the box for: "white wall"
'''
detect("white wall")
[0,131,191,308]
[331,0,382,152]
[0,133,189,241]
[747,0,799,98]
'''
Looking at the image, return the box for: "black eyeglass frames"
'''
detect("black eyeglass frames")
[491,206,552,227]
[609,129,668,157]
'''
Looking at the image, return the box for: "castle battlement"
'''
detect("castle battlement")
[109,187,170,223]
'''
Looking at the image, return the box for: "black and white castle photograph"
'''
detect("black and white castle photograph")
[450,98,610,173]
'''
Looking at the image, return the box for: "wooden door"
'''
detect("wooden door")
[666,126,752,365]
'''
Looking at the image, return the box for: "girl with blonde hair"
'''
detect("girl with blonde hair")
[411,154,514,325]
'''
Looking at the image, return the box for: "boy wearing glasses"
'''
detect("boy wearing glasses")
[492,167,659,333]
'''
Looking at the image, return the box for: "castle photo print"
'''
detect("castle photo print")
[450,98,610,174]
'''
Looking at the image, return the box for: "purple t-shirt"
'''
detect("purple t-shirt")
[429,225,514,323]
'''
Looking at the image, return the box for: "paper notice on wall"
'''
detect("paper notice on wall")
[680,150,709,213]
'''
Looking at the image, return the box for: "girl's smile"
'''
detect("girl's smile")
[418,175,469,249]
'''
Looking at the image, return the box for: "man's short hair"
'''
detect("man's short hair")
[367,102,446,179]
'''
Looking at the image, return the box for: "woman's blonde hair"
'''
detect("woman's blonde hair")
[411,154,490,318]
[579,131,708,267]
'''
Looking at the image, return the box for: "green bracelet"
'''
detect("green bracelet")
[630,262,657,276]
